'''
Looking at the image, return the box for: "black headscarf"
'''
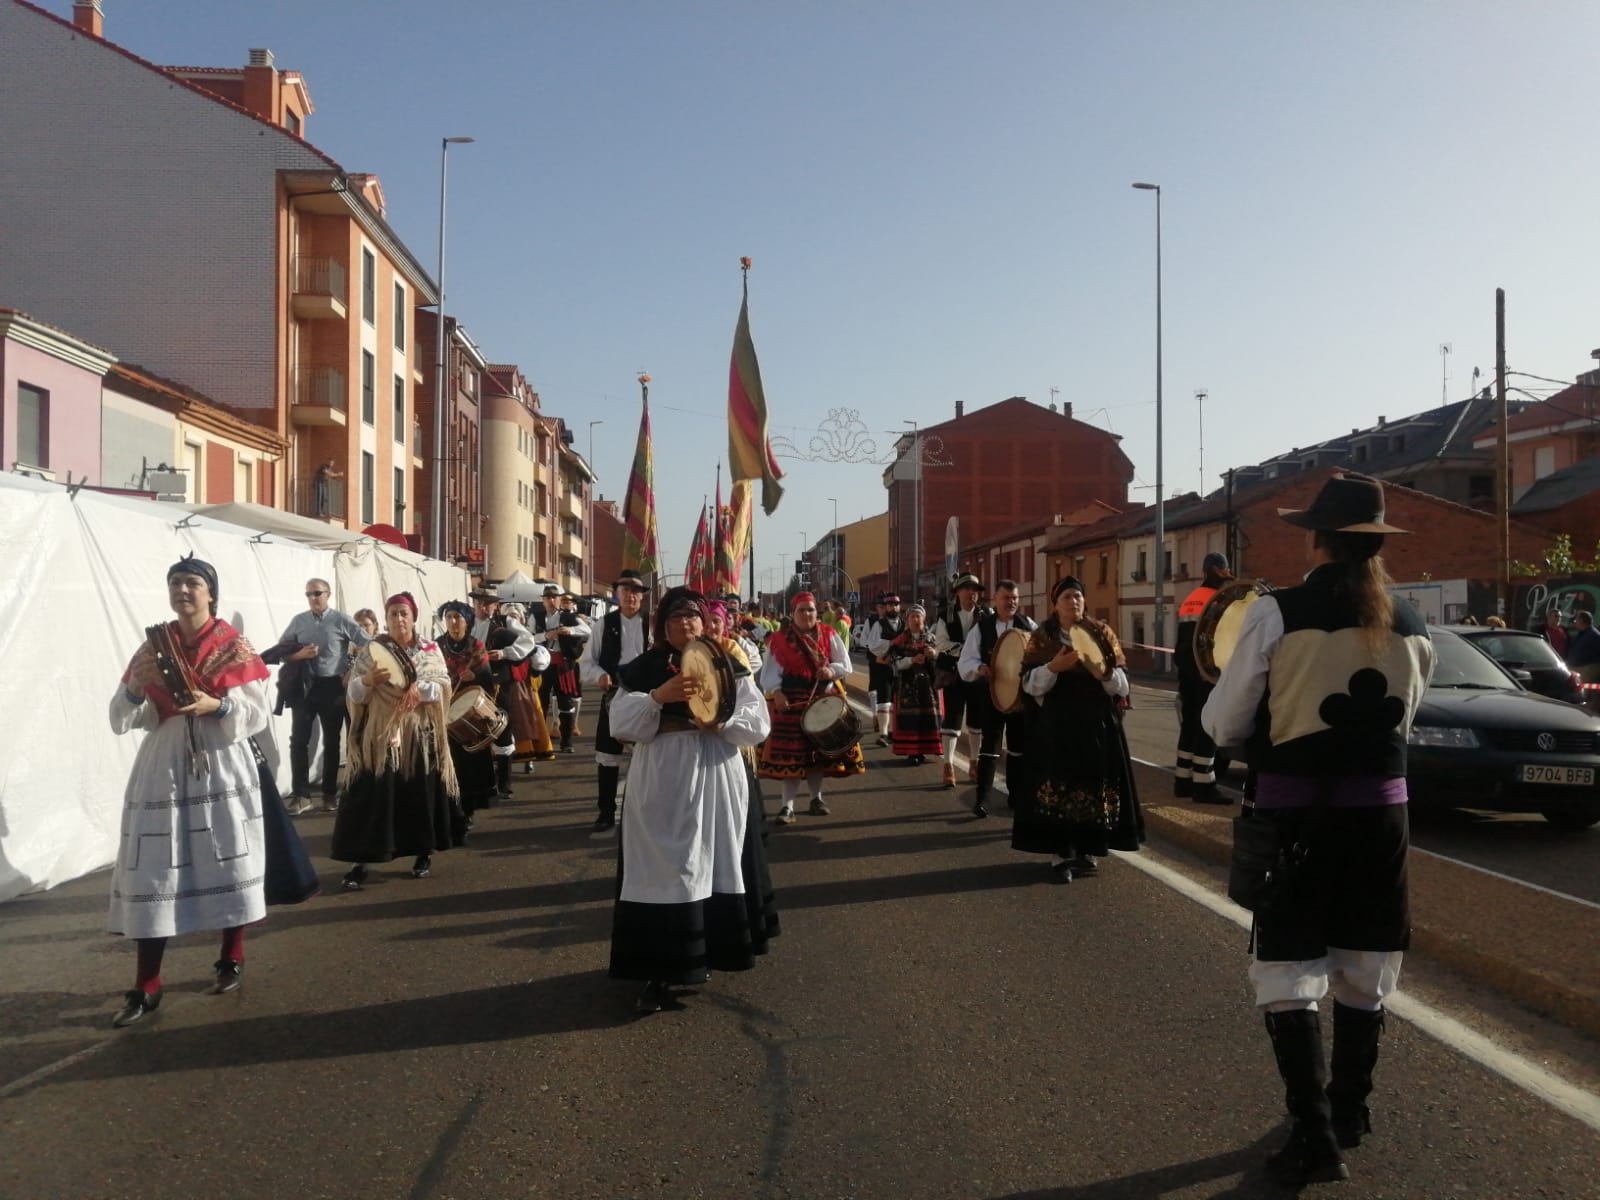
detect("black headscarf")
[437,600,474,626]
[1050,575,1086,603]
[168,555,219,615]
[652,586,707,646]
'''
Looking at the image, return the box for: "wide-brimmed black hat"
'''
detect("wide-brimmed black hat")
[951,572,982,592]
[542,585,561,597]
[1277,474,1409,535]
[878,593,902,605]
[468,584,500,602]
[613,569,650,592]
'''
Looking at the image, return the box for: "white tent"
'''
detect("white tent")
[0,476,468,901]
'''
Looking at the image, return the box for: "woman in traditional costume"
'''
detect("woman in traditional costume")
[435,600,497,826]
[1012,576,1144,882]
[108,556,272,1027]
[607,588,774,1014]
[333,592,461,889]
[757,592,864,825]
[889,603,943,766]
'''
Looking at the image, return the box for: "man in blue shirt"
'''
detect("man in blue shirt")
[277,578,370,813]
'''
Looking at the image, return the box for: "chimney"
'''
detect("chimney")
[72,0,103,37]
[1063,401,1072,419]
[248,47,275,67]
[241,49,280,123]
[954,400,965,419]
[1377,415,1386,427]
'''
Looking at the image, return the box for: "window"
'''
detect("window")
[285,110,300,137]
[536,482,549,515]
[393,466,405,527]
[536,532,548,566]
[184,441,201,503]
[361,351,375,425]
[1354,443,1368,463]
[1098,553,1109,585]
[393,282,406,350]
[361,248,376,324]
[235,456,253,503]
[361,451,375,524]
[15,383,47,468]
[393,376,405,441]
[1534,445,1557,480]
[1135,548,1148,581]
[1132,612,1146,648]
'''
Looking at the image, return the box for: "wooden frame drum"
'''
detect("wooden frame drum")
[1194,579,1275,684]
[989,628,1030,714]
[678,637,738,729]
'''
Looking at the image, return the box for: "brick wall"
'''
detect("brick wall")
[0,5,333,414]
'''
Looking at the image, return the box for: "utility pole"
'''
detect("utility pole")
[1440,342,1452,407]
[1495,292,1509,615]
[1195,388,1207,495]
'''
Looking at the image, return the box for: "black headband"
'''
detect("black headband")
[167,555,218,601]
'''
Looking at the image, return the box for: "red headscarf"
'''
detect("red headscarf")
[385,591,418,619]
[791,591,816,610]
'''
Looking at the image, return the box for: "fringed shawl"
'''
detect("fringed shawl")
[346,637,459,798]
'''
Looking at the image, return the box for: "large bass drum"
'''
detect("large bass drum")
[1193,579,1275,684]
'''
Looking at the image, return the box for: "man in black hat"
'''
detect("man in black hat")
[1173,551,1234,804]
[471,584,546,793]
[863,592,905,746]
[579,569,652,833]
[930,573,986,788]
[1203,474,1434,1187]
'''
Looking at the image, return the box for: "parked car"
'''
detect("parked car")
[1407,629,1600,829]
[1438,624,1584,706]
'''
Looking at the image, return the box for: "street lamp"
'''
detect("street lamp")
[430,135,475,559]
[1132,180,1165,667]
[902,420,921,603]
[827,497,839,601]
[587,419,603,596]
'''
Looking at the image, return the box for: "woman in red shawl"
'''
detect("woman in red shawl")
[108,556,272,1027]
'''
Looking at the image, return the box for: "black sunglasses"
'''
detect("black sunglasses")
[305,591,328,597]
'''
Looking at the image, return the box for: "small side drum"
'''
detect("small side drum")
[446,685,508,752]
[801,692,872,759]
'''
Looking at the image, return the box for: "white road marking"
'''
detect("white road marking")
[1113,848,1600,1135]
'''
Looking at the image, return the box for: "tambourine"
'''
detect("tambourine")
[677,637,738,729]
[1194,579,1275,684]
[365,637,418,689]
[1066,622,1118,681]
[988,627,1031,714]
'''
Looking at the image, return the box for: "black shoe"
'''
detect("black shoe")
[808,797,829,816]
[592,815,616,836]
[211,959,243,995]
[1070,855,1099,877]
[561,743,574,754]
[1049,860,1074,884]
[1192,783,1230,805]
[411,855,432,879]
[972,798,988,819]
[341,864,368,891]
[635,979,666,1014]
[1173,776,1193,798]
[112,987,162,1028]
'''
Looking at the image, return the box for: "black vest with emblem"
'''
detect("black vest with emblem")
[1249,563,1431,779]
[598,609,647,679]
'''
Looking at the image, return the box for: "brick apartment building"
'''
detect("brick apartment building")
[0,0,437,535]
[883,396,1133,603]
[414,313,486,563]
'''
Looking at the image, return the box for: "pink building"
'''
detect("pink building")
[0,307,112,484]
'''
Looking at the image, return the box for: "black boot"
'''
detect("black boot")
[1263,1009,1349,1185]
[494,755,513,799]
[1328,1003,1385,1149]
[973,757,996,818]
[593,764,619,833]
[1002,754,1022,811]
[559,711,575,753]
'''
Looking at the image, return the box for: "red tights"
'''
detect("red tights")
[133,926,246,995]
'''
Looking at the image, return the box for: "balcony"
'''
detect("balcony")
[294,474,347,522]
[412,420,425,468]
[561,527,584,559]
[291,365,348,426]
[561,488,585,519]
[292,256,347,320]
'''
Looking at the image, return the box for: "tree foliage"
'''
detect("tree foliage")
[1511,533,1600,578]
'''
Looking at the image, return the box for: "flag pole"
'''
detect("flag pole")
[741,258,754,606]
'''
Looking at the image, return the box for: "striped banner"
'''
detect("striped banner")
[727,261,784,515]
[621,376,660,577]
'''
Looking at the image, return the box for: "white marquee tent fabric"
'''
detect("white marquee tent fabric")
[0,476,469,901]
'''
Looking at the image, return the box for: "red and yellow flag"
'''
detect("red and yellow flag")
[621,376,660,577]
[727,479,753,586]
[727,260,784,515]
[685,503,713,594]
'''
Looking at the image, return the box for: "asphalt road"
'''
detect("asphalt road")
[1122,683,1600,906]
[2,717,1598,1199]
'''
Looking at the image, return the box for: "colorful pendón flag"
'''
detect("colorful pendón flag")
[685,502,713,594]
[727,259,784,516]
[621,376,660,577]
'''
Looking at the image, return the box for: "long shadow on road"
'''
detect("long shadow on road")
[13,968,623,1090]
[987,1131,1287,1199]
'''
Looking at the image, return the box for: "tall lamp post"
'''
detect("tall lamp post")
[430,135,474,559]
[902,421,921,602]
[827,497,839,601]
[1132,181,1165,667]
[587,419,603,596]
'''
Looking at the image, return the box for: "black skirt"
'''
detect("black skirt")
[331,766,463,863]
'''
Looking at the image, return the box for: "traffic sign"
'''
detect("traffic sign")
[846,590,860,605]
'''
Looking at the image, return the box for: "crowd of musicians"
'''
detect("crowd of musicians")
[105,474,1424,1186]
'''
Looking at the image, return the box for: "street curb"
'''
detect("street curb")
[1137,794,1600,1043]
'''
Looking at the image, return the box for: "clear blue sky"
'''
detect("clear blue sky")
[97,0,1600,592]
